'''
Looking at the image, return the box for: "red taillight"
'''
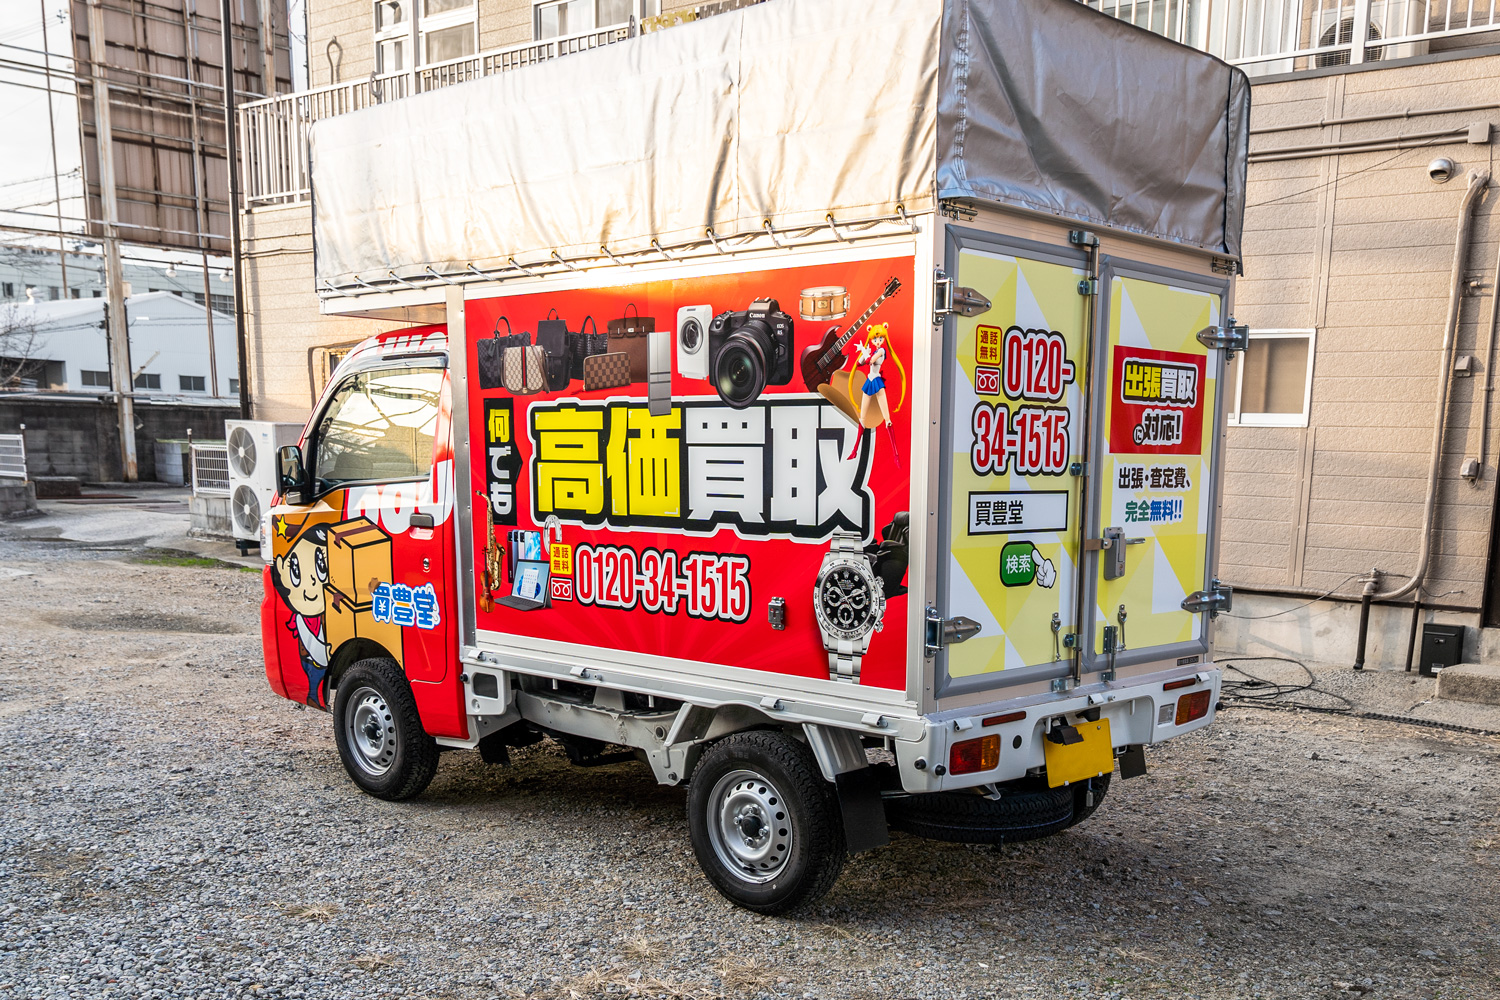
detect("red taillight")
[982,710,1027,727]
[949,734,1001,775]
[1163,677,1196,691]
[1176,689,1211,725]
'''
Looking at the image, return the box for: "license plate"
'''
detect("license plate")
[1043,717,1113,788]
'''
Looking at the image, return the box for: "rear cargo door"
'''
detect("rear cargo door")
[936,231,1089,696]
[1084,264,1228,673]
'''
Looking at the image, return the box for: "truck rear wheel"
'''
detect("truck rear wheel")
[332,657,439,801]
[687,731,845,915]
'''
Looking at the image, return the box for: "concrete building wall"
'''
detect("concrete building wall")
[241,206,414,423]
[308,0,702,88]
[1218,52,1500,667]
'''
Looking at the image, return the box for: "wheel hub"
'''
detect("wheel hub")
[344,687,397,777]
[707,769,792,884]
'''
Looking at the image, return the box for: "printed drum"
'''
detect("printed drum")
[799,285,849,321]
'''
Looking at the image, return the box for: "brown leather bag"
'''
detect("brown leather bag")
[607,303,654,382]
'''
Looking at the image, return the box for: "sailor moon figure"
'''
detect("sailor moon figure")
[846,323,906,466]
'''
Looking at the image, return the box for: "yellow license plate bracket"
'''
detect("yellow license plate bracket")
[1043,717,1113,788]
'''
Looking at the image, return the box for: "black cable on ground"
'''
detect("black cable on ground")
[1217,656,1500,736]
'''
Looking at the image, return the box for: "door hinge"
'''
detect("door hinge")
[1182,578,1234,619]
[1077,276,1098,297]
[1196,317,1250,356]
[932,268,992,323]
[924,605,982,657]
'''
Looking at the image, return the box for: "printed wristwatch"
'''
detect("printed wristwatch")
[813,531,886,683]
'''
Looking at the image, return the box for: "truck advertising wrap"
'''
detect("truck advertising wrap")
[465,255,916,690]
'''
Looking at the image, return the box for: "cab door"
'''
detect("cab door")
[935,230,1090,697]
[1084,264,1228,674]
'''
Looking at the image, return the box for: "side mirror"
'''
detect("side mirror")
[277,444,307,503]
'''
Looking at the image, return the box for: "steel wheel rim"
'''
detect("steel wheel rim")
[707,768,792,884]
[345,686,397,777]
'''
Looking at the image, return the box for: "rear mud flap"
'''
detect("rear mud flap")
[835,768,890,854]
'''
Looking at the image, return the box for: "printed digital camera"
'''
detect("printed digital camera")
[704,298,795,408]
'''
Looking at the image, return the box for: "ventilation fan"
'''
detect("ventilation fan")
[228,425,258,479]
[222,420,303,548]
[232,484,263,535]
[1315,16,1383,67]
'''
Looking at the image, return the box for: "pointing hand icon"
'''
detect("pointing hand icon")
[1032,549,1057,589]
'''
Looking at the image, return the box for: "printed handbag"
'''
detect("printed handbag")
[476,317,531,390]
[583,351,633,391]
[566,315,607,380]
[536,308,569,358]
[606,302,654,382]
[536,308,572,390]
[544,352,571,391]
[503,344,548,395]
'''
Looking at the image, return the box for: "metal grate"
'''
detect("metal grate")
[190,442,231,496]
[0,433,25,481]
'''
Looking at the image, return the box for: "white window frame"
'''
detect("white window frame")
[1226,328,1316,429]
[532,0,658,41]
[374,0,477,73]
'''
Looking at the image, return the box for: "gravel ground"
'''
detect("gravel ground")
[1,534,1498,1000]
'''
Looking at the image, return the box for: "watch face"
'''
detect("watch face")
[819,565,877,637]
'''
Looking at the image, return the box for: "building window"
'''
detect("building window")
[70,288,81,299]
[80,369,111,388]
[92,289,102,298]
[179,375,207,392]
[1,282,11,299]
[228,378,240,394]
[1227,329,1315,428]
[48,286,60,300]
[374,0,409,72]
[534,0,657,40]
[377,0,477,72]
[134,372,162,390]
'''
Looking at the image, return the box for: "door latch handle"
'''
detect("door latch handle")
[409,512,435,528]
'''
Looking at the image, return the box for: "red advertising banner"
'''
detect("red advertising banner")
[467,257,915,690]
[1107,345,1207,457]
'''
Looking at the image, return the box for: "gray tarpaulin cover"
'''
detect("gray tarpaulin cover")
[310,0,1248,290]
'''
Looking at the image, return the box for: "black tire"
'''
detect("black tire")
[331,657,439,801]
[885,781,1075,845]
[1066,773,1111,829]
[686,731,846,915]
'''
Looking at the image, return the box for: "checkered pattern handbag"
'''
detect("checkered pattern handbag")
[583,351,632,391]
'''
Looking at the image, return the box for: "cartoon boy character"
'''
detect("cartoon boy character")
[271,520,331,707]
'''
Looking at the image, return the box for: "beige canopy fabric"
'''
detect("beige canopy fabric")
[310,0,1248,290]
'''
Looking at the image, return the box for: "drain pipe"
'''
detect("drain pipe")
[1352,169,1489,669]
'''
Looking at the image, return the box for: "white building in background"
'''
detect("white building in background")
[3,291,237,403]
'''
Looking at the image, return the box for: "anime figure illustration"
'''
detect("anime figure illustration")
[846,322,906,467]
[271,520,332,707]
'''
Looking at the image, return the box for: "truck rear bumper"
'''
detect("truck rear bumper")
[893,665,1221,793]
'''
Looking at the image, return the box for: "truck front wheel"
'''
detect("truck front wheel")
[687,731,845,915]
[332,657,439,801]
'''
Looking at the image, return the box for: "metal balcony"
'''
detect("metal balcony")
[240,1,1500,209]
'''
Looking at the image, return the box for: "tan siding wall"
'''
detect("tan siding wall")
[242,206,411,423]
[1221,54,1500,612]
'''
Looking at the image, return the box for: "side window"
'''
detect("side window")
[314,365,443,487]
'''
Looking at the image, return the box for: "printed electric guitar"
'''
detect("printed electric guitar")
[798,276,902,427]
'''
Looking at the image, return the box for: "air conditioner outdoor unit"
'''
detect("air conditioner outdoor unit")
[224,420,303,550]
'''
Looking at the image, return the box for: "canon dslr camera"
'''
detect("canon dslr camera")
[706,298,795,408]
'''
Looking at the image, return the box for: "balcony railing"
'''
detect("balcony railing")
[241,1,1500,209]
[239,24,633,206]
[1087,0,1500,72]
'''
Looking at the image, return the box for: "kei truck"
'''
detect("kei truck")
[259,0,1250,912]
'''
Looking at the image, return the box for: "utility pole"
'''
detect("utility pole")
[255,0,278,98]
[222,0,251,419]
[86,0,137,481]
[38,0,69,294]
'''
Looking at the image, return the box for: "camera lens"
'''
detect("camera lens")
[681,318,702,353]
[714,337,767,408]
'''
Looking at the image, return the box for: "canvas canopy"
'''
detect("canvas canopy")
[310,0,1249,291]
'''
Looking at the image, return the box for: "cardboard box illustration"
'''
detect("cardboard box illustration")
[325,516,403,665]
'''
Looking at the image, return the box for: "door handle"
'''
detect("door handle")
[1098,526,1144,580]
[409,512,435,528]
